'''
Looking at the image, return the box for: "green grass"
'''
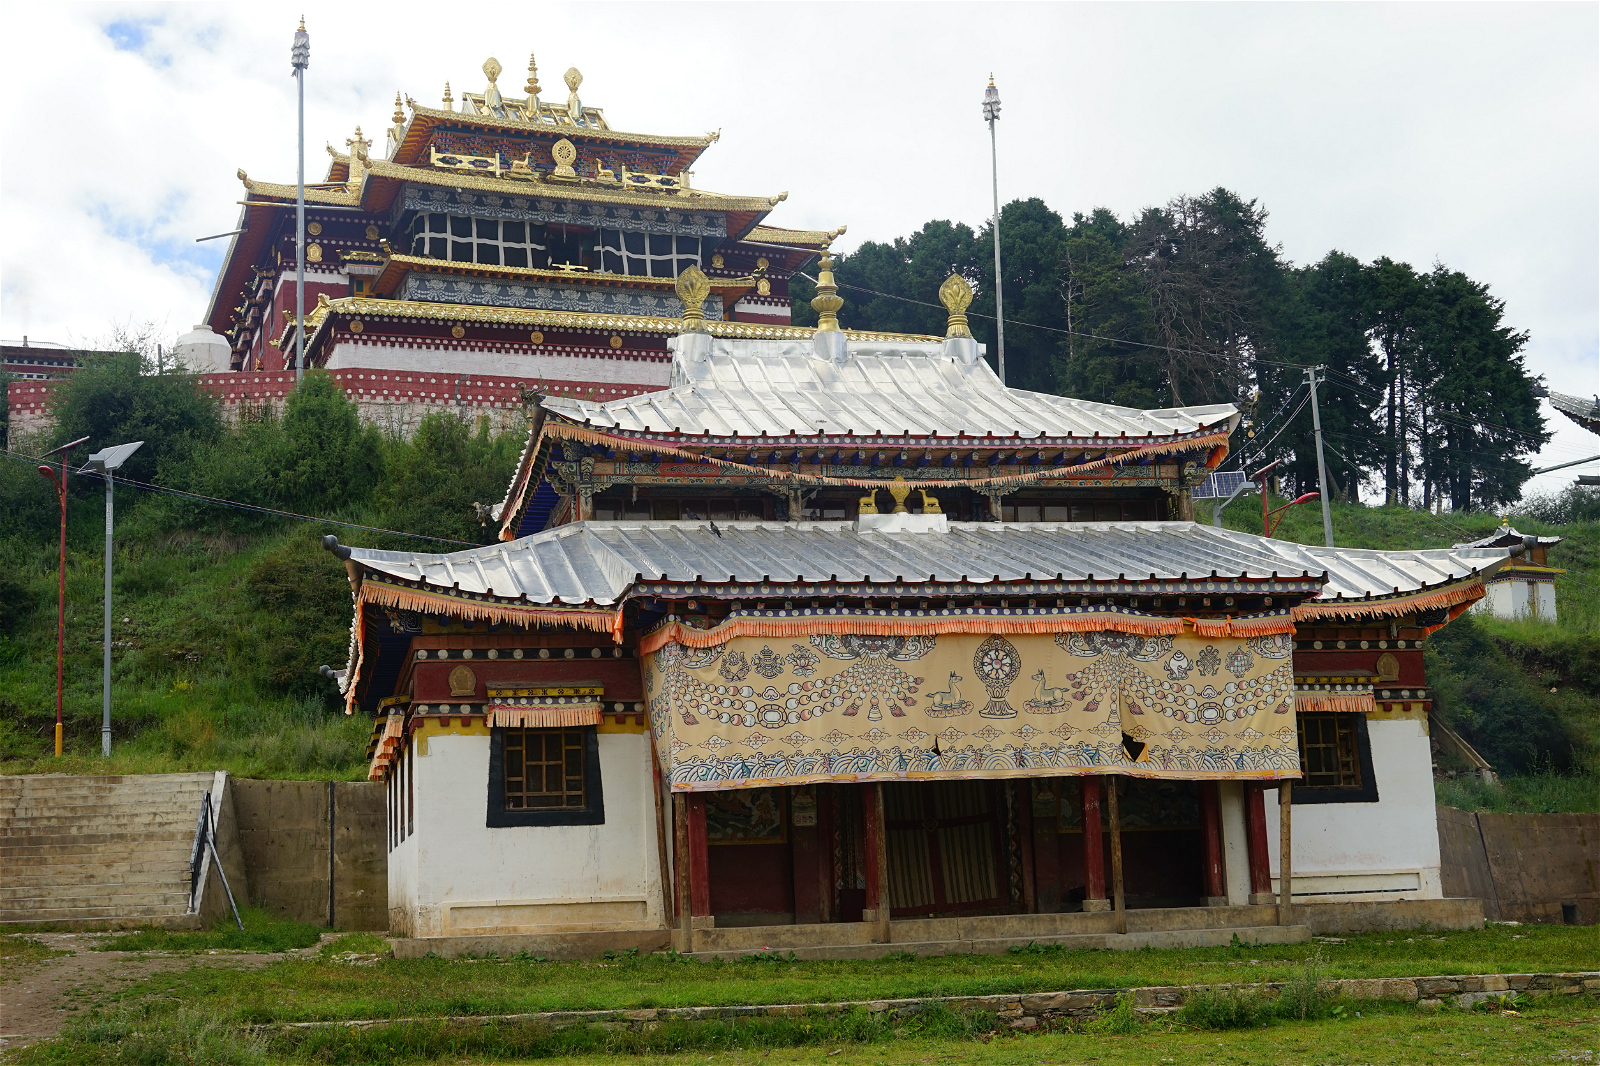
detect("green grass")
[1435,771,1600,814]
[6,973,1595,1065]
[0,934,71,970]
[68,924,1600,1025]
[93,909,325,954]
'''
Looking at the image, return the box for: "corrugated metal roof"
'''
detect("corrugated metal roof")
[1454,525,1562,550]
[345,520,1509,608]
[539,337,1238,440]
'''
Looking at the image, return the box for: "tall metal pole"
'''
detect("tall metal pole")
[982,76,1006,385]
[36,435,88,757]
[292,19,310,381]
[1305,366,1335,547]
[102,469,113,757]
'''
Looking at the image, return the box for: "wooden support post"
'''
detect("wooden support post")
[1017,782,1037,913]
[688,793,710,920]
[817,785,835,924]
[1081,776,1107,910]
[1200,782,1226,905]
[1032,782,1061,913]
[651,761,673,933]
[1278,780,1293,925]
[673,793,690,951]
[1107,775,1126,934]
[1243,782,1274,905]
[862,783,891,943]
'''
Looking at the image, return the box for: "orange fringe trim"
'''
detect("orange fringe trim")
[537,421,1231,493]
[489,704,603,728]
[1293,692,1375,714]
[1189,614,1297,638]
[1293,580,1484,622]
[638,610,1295,655]
[359,580,621,637]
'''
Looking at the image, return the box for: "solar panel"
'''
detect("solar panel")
[1191,470,1249,500]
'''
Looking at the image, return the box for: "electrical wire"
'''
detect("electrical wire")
[1,448,479,547]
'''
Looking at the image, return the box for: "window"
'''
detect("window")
[409,213,547,268]
[487,726,605,827]
[1293,713,1379,803]
[596,228,701,277]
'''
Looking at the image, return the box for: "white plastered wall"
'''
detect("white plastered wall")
[393,731,665,940]
[1265,715,1443,902]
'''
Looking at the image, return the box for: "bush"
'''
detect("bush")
[243,536,355,699]
[1179,984,1274,1029]
[1086,990,1143,1034]
[1276,949,1334,1022]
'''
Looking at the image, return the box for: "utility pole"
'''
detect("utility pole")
[83,443,143,758]
[291,18,310,381]
[1305,366,1335,547]
[37,436,90,757]
[982,76,1006,385]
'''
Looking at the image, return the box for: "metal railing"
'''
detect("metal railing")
[187,789,243,929]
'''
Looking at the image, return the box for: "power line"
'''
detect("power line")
[0,449,479,547]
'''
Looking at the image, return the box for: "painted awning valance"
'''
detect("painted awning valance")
[643,609,1302,791]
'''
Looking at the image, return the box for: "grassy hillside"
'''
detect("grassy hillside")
[1214,490,1600,810]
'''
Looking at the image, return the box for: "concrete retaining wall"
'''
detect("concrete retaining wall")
[230,780,386,930]
[1437,805,1598,924]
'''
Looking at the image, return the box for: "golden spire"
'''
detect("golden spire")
[938,273,974,339]
[811,245,843,333]
[391,92,405,127]
[298,15,305,31]
[442,81,453,109]
[525,52,541,97]
[675,266,711,333]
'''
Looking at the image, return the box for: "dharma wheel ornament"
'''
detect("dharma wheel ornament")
[675,266,712,333]
[939,273,974,339]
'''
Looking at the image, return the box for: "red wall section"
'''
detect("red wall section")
[412,658,644,704]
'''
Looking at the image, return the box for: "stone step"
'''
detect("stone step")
[3,789,212,811]
[0,903,195,925]
[0,877,189,901]
[0,859,198,887]
[0,782,213,802]
[689,924,1313,961]
[2,889,194,913]
[1,838,197,862]
[4,811,202,833]
[3,845,193,867]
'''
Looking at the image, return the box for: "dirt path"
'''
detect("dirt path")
[0,932,332,1051]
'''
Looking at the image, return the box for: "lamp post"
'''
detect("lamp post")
[37,435,90,758]
[81,442,144,758]
[982,75,1006,385]
[291,17,310,381]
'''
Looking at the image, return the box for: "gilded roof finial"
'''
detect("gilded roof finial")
[391,92,405,126]
[346,125,371,161]
[811,245,844,333]
[298,15,306,31]
[563,67,584,125]
[888,477,911,514]
[524,52,541,98]
[482,57,503,111]
[938,273,974,339]
[442,81,453,109]
[675,265,711,333]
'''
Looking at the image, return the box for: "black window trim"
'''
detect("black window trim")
[486,725,606,827]
[1293,712,1380,804]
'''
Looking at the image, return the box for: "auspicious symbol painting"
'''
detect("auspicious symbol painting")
[645,624,1299,791]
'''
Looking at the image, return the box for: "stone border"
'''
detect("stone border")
[259,971,1599,1033]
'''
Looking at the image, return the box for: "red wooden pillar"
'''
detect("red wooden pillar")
[687,792,711,918]
[1081,776,1108,910]
[1243,782,1273,904]
[1199,782,1226,904]
[861,783,890,941]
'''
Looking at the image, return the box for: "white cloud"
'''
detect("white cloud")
[3,1,1594,487]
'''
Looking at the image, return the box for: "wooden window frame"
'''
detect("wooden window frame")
[1292,712,1379,804]
[486,726,606,827]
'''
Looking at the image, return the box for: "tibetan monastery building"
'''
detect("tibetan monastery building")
[322,271,1513,958]
[191,52,855,430]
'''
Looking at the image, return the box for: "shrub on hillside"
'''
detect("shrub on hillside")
[1428,613,1575,773]
[243,536,356,700]
[375,410,522,544]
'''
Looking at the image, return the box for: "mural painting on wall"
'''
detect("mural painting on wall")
[644,621,1299,790]
[705,788,787,845]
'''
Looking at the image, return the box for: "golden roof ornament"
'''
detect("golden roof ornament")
[522,53,542,119]
[482,57,503,111]
[810,245,844,333]
[564,67,583,124]
[675,265,712,333]
[550,137,578,179]
[939,273,974,339]
[442,81,453,109]
[888,477,911,513]
[391,92,404,126]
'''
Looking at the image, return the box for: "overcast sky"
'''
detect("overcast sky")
[3,2,1596,495]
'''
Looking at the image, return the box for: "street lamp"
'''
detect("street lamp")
[291,17,310,381]
[37,435,90,757]
[81,442,144,758]
[982,75,1006,385]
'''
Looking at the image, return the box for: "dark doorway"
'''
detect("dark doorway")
[883,781,1012,917]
